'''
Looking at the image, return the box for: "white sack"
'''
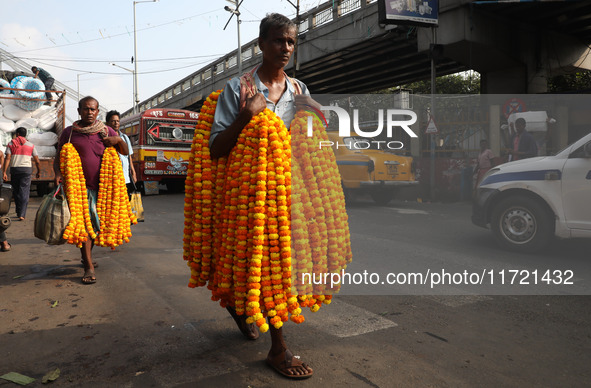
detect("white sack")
[0,116,15,132]
[37,109,57,131]
[35,145,57,157]
[3,104,31,121]
[28,131,58,146]
[15,117,39,131]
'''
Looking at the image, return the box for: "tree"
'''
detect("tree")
[383,71,481,94]
[547,70,591,93]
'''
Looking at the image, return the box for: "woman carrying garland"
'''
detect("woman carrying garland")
[53,96,128,284]
[209,13,320,379]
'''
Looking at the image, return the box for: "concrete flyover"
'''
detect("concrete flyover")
[124,0,591,117]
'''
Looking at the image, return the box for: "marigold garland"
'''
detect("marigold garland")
[60,142,137,249]
[60,143,96,247]
[183,90,352,333]
[95,147,137,248]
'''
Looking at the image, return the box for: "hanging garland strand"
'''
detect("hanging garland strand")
[60,142,137,249]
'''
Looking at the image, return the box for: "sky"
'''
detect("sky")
[0,0,321,124]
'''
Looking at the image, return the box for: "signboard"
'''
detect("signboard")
[502,97,527,119]
[425,115,438,134]
[378,0,439,27]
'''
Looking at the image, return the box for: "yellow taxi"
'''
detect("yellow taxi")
[326,128,418,205]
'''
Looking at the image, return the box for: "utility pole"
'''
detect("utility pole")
[286,0,300,78]
[224,0,243,75]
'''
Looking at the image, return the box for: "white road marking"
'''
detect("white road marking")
[421,295,492,307]
[389,208,429,215]
[304,298,397,338]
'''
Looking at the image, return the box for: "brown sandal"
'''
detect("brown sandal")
[82,269,96,284]
[266,351,313,379]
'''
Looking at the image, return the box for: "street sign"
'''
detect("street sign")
[425,116,438,134]
[503,97,526,119]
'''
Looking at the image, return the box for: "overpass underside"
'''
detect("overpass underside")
[137,0,591,116]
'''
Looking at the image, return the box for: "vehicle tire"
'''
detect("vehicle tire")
[490,195,554,253]
[370,190,394,206]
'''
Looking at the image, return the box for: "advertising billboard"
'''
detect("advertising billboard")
[378,0,439,27]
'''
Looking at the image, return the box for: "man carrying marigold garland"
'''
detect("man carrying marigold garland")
[54,96,129,284]
[208,13,324,379]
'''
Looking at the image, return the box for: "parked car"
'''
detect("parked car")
[327,126,418,205]
[472,132,591,252]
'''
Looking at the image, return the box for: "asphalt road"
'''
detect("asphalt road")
[0,193,590,387]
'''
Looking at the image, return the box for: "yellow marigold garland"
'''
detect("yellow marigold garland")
[60,142,136,249]
[183,90,352,333]
[60,143,96,247]
[95,147,137,248]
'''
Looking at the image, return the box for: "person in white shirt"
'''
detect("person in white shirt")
[106,110,137,196]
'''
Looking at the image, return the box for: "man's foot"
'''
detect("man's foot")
[266,349,313,379]
[1,242,11,252]
[81,269,96,284]
[226,306,259,340]
[18,217,25,221]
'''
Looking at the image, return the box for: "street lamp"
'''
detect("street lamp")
[133,0,158,114]
[76,71,93,102]
[224,0,243,75]
[109,62,135,112]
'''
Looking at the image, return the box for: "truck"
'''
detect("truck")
[0,78,64,196]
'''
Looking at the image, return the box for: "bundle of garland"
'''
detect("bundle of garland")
[183,90,352,333]
[60,143,137,248]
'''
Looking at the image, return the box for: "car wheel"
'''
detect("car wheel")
[490,195,554,253]
[370,190,394,206]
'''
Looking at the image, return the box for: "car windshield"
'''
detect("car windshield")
[343,137,372,150]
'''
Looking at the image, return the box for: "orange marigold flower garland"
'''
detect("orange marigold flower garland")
[60,143,136,249]
[183,90,352,333]
[289,110,352,307]
[60,143,95,247]
[95,147,137,248]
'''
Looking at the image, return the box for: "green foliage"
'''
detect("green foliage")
[384,72,481,94]
[547,70,591,92]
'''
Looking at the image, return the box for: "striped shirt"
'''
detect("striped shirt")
[5,137,38,168]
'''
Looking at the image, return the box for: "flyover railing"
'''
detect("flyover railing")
[128,0,377,115]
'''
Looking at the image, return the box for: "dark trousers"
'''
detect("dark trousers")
[126,183,136,200]
[43,77,55,101]
[10,167,32,218]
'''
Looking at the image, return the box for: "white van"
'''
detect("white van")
[472,132,591,252]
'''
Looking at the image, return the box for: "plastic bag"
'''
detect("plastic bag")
[130,192,144,222]
[34,185,70,245]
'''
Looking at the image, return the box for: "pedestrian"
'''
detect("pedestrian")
[2,127,42,221]
[0,149,11,252]
[509,117,538,161]
[208,13,318,379]
[53,96,129,284]
[474,139,495,187]
[31,66,55,104]
[106,110,137,196]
